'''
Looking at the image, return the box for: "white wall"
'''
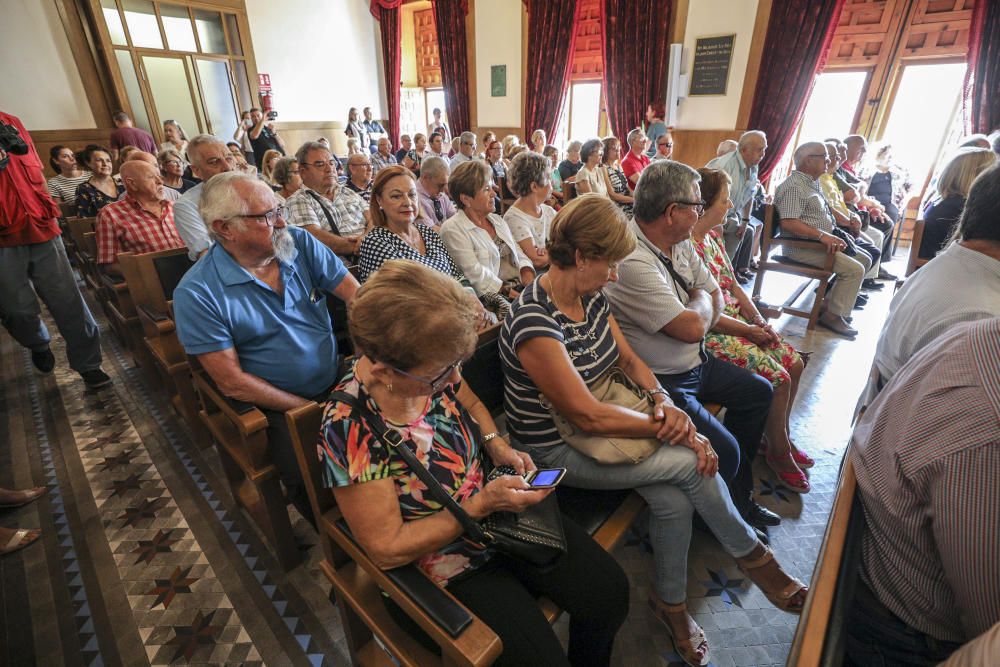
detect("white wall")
[0,0,96,130]
[676,0,758,130]
[474,0,522,128]
[244,0,386,122]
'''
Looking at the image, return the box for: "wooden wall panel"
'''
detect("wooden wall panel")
[671,129,742,170]
[569,0,603,82]
[415,8,442,88]
[32,128,113,178]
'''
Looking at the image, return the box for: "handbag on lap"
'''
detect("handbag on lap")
[540,367,663,465]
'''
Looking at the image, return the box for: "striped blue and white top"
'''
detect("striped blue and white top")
[499,279,619,449]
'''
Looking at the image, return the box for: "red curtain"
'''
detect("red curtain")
[369,0,402,16]
[432,0,471,135]
[375,5,402,147]
[964,0,1000,134]
[748,0,847,182]
[523,0,579,140]
[602,0,671,141]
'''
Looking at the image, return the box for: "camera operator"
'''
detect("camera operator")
[247,107,285,160]
[0,110,111,389]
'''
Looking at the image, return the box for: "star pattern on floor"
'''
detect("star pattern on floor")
[132,528,181,566]
[116,495,170,528]
[699,568,746,608]
[166,610,223,662]
[107,472,145,498]
[99,448,135,471]
[147,565,199,610]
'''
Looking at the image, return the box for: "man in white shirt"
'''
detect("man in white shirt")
[449,132,478,170]
[874,163,1000,382]
[172,135,237,260]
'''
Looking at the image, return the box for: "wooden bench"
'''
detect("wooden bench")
[788,448,865,666]
[752,205,835,330]
[284,323,648,665]
[905,217,929,277]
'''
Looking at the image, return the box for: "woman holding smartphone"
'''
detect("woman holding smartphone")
[319,260,628,666]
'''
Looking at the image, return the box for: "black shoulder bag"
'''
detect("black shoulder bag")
[330,390,566,569]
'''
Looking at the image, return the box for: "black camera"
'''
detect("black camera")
[266,110,278,121]
[0,121,29,174]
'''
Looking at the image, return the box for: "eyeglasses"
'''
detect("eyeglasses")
[234,205,287,227]
[163,159,182,167]
[658,141,674,148]
[307,159,340,170]
[388,360,463,393]
[807,154,830,160]
[349,162,373,169]
[672,200,706,216]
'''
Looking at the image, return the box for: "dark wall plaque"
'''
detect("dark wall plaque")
[689,34,736,97]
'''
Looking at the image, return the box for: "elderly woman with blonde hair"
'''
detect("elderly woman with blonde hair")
[318,259,629,666]
[500,194,808,666]
[920,146,997,259]
[157,147,196,193]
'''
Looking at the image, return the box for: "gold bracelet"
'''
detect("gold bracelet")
[482,431,500,443]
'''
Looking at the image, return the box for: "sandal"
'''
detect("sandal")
[0,528,41,556]
[765,455,810,493]
[791,446,815,469]
[736,545,808,614]
[648,595,710,666]
[0,486,47,509]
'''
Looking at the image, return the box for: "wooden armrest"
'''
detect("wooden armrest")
[193,370,267,435]
[137,304,170,323]
[322,512,502,666]
[99,273,126,287]
[773,237,824,251]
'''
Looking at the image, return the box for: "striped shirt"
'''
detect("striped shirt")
[499,281,620,448]
[851,318,1000,643]
[46,173,91,204]
[874,242,1000,381]
[95,195,184,265]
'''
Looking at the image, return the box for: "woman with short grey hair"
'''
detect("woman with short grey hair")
[503,151,555,269]
[271,157,302,202]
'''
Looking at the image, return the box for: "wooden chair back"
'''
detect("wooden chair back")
[905,218,929,277]
[788,449,865,666]
[752,205,836,330]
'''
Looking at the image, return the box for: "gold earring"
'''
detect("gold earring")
[387,383,393,393]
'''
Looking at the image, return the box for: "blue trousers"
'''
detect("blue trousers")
[656,354,773,513]
[0,236,102,373]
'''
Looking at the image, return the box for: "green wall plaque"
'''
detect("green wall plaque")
[491,65,507,97]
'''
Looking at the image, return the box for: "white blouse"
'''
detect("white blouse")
[503,204,556,249]
[576,164,608,197]
[439,209,533,295]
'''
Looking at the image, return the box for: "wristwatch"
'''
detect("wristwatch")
[647,387,669,401]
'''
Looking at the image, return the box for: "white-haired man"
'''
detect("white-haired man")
[449,131,478,170]
[173,172,359,524]
[173,134,237,260]
[621,128,651,190]
[705,130,768,278]
[774,142,870,338]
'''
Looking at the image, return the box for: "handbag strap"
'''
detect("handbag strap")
[329,390,490,544]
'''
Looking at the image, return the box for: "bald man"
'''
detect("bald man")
[96,159,185,277]
[119,151,181,202]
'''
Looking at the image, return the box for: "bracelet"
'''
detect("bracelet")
[647,387,669,400]
[482,431,500,444]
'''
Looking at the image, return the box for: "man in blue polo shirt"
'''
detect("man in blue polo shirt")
[173,172,359,523]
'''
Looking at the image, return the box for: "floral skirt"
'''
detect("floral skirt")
[704,326,801,389]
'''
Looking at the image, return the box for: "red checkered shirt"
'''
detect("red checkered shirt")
[96,195,184,265]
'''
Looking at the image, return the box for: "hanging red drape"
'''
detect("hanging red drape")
[963,0,1000,135]
[523,0,579,141]
[747,0,847,182]
[374,4,402,147]
[601,0,671,141]
[432,0,471,135]
[370,0,403,17]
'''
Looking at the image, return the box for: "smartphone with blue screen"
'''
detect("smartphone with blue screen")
[523,468,567,489]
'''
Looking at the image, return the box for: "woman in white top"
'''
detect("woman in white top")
[574,138,608,198]
[440,160,536,300]
[345,107,368,152]
[530,129,547,154]
[46,145,90,205]
[503,151,555,270]
[160,120,189,161]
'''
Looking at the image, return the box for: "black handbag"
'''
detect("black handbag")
[329,391,567,569]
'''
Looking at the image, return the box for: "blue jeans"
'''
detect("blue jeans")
[0,236,102,373]
[656,354,773,514]
[520,439,758,604]
[845,581,962,667]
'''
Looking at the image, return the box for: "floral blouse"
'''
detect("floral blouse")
[319,369,492,586]
[75,180,125,217]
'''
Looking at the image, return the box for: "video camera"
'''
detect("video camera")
[0,121,29,174]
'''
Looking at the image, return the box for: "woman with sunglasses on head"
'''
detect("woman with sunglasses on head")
[47,145,91,207]
[318,259,629,666]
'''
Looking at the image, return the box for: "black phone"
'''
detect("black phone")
[523,468,566,489]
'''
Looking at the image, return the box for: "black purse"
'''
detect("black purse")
[329,391,567,569]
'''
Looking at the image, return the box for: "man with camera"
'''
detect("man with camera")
[0,110,111,389]
[247,107,285,159]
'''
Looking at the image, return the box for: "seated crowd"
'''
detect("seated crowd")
[5,100,999,667]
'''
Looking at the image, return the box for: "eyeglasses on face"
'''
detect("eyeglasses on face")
[234,205,287,227]
[349,162,373,169]
[672,199,706,217]
[389,360,463,393]
[307,159,340,170]
[658,141,674,148]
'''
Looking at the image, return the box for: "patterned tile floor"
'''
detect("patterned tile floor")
[0,255,906,666]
